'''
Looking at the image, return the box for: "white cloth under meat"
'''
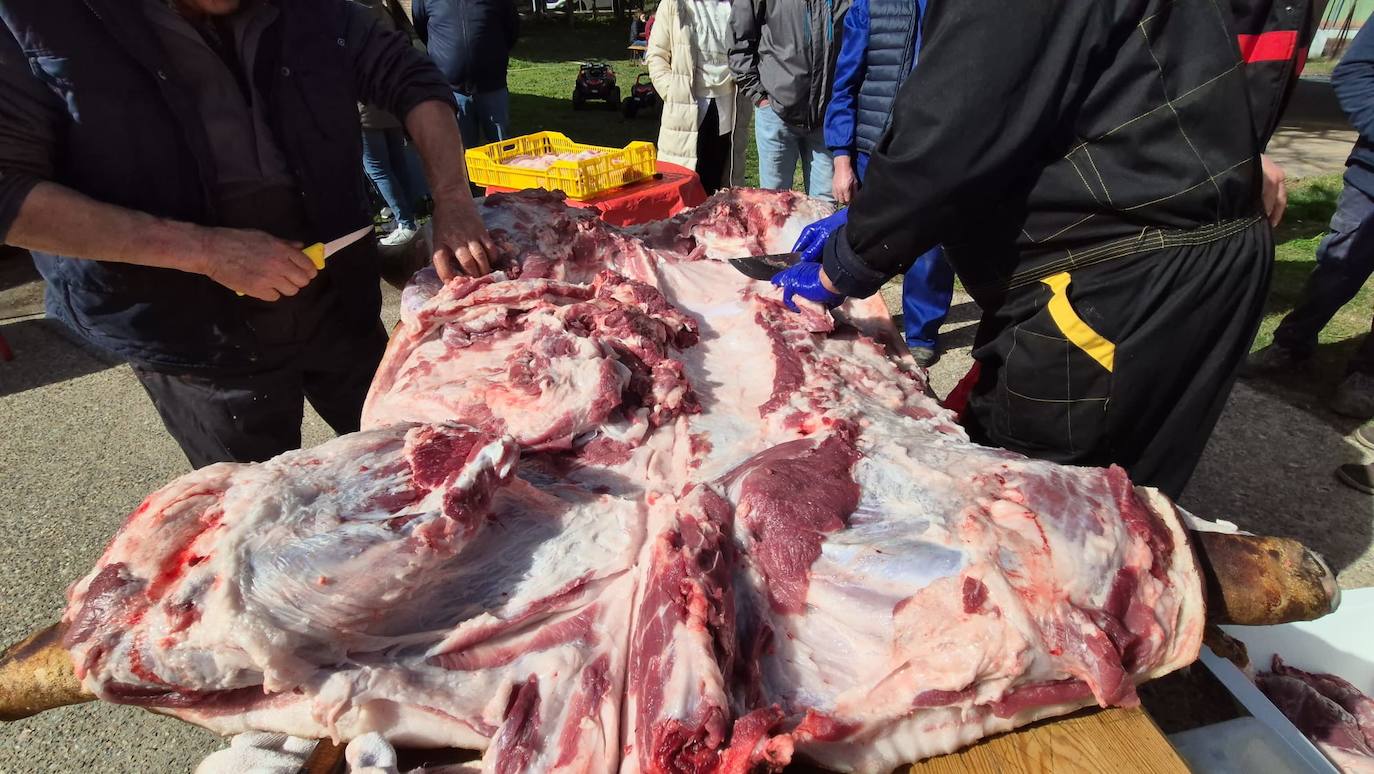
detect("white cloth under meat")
[195,732,399,774]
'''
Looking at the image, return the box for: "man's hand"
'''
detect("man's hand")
[1261,153,1288,228]
[791,209,849,263]
[832,155,858,205]
[771,261,846,311]
[430,192,497,280]
[197,227,318,301]
[402,100,499,282]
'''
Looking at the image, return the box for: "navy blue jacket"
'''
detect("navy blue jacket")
[0,0,453,372]
[824,0,923,157]
[1334,24,1374,196]
[413,0,519,95]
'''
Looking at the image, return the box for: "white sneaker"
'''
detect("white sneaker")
[381,226,416,246]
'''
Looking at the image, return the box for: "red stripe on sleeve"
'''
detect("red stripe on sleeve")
[1237,30,1299,63]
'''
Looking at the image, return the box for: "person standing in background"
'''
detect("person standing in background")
[355,0,431,246]
[820,0,951,364]
[647,0,751,193]
[1247,22,1374,422]
[729,0,848,201]
[631,10,649,44]
[413,0,520,149]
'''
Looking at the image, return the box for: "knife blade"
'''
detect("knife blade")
[236,225,376,296]
[727,252,800,281]
[303,224,376,270]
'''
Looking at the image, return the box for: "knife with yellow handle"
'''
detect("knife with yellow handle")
[236,224,376,296]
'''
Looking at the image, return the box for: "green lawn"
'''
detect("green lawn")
[505,17,764,183]
[1304,57,1340,78]
[1250,173,1372,395]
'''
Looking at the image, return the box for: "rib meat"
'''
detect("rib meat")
[62,189,1206,773]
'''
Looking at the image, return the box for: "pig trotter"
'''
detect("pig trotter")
[0,623,91,721]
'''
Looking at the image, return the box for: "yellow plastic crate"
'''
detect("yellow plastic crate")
[464,131,657,200]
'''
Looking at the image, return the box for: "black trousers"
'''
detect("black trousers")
[963,219,1272,498]
[131,185,387,468]
[696,100,732,194]
[132,321,387,468]
[1273,180,1374,375]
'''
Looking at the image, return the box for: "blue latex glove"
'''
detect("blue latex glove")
[791,209,850,263]
[772,261,846,312]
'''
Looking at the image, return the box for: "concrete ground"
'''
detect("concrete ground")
[1265,78,1360,179]
[2,77,1372,773]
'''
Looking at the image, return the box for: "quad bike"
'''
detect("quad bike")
[621,73,660,119]
[572,61,620,110]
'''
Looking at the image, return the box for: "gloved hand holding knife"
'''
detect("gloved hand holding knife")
[770,209,849,311]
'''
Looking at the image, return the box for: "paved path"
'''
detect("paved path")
[1267,78,1359,179]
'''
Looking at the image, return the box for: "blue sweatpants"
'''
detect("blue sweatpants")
[856,153,955,349]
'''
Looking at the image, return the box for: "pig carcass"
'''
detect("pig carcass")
[62,189,1205,773]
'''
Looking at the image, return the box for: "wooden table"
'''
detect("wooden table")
[907,707,1188,774]
[315,706,1187,774]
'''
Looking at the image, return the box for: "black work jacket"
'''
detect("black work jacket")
[824,0,1311,306]
[0,0,453,371]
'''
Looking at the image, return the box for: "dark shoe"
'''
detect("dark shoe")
[1354,422,1374,452]
[1330,372,1374,419]
[909,346,940,368]
[1241,343,1310,377]
[1335,463,1374,494]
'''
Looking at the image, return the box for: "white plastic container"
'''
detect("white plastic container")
[1185,587,1374,773]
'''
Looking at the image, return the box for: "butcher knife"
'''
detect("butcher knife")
[235,224,376,296]
[728,252,799,281]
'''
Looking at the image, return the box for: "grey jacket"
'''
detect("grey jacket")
[729,0,849,132]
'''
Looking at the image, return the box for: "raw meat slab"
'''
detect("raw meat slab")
[63,189,1205,774]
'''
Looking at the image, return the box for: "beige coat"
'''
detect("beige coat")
[645,0,750,185]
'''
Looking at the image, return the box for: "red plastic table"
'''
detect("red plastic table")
[484,161,708,228]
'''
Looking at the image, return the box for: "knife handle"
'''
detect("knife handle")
[235,243,327,296]
[302,242,327,270]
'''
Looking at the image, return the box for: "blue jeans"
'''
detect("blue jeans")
[455,89,511,149]
[1274,180,1374,373]
[856,152,954,349]
[361,127,428,230]
[754,105,833,202]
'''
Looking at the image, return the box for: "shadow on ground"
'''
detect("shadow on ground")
[0,318,117,396]
[1183,382,1374,581]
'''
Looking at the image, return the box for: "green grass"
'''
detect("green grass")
[1304,57,1340,78]
[1248,173,1374,399]
[505,17,763,183]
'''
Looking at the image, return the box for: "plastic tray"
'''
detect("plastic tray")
[464,131,656,200]
[1190,586,1374,773]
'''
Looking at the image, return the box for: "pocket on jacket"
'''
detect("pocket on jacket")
[990,273,1115,456]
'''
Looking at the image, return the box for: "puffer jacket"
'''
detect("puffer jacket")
[412,0,518,95]
[647,0,750,182]
[729,0,850,132]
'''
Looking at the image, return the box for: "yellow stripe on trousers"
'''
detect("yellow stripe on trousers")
[1040,272,1115,372]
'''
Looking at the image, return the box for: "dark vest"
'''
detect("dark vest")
[854,0,919,155]
[1,0,380,372]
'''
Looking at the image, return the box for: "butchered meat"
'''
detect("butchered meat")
[1258,656,1374,773]
[63,189,1207,773]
